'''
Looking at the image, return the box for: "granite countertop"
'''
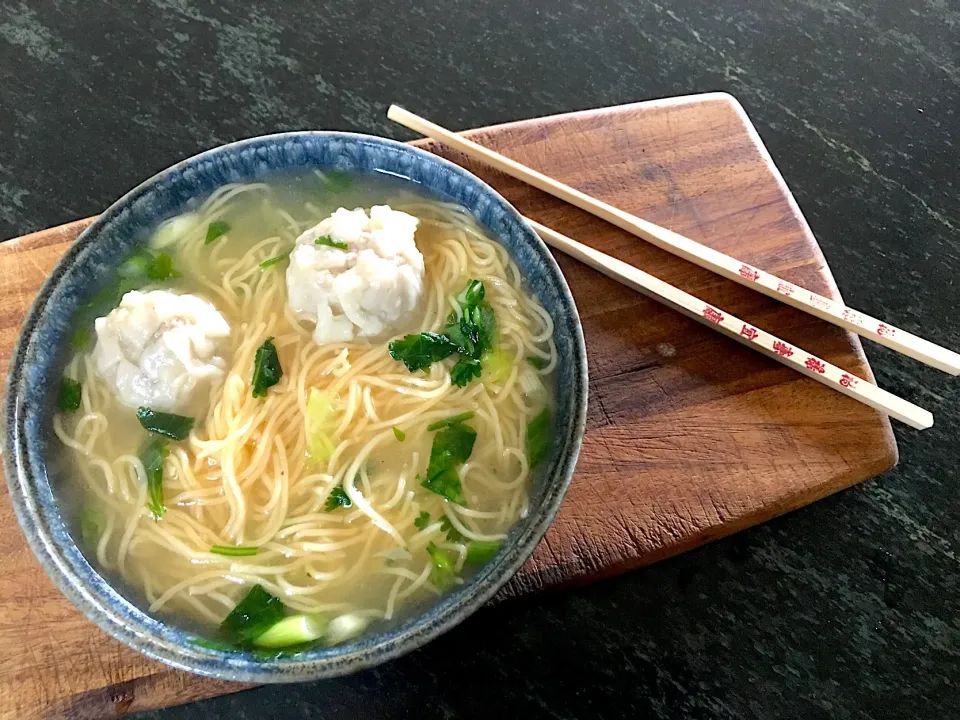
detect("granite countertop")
[1,0,958,717]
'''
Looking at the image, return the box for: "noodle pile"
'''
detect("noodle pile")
[54,177,557,629]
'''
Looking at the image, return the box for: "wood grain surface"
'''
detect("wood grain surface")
[0,93,896,717]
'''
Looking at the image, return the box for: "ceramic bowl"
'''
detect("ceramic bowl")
[2,132,587,682]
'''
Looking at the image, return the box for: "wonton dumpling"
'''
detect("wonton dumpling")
[93,290,231,413]
[285,206,425,344]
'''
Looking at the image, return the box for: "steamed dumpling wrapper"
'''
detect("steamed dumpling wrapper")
[93,290,231,413]
[285,206,425,344]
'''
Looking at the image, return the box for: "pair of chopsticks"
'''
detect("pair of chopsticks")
[388,105,955,430]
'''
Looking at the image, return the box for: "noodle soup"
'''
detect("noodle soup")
[54,170,556,651]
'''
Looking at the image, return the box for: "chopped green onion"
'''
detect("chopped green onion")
[210,545,259,557]
[58,377,82,412]
[426,543,458,591]
[326,613,369,645]
[139,436,169,519]
[426,412,475,432]
[259,251,291,269]
[251,337,283,398]
[526,355,549,370]
[204,220,230,245]
[392,426,406,441]
[466,540,501,565]
[324,486,352,512]
[136,407,194,441]
[526,408,551,468]
[219,585,285,645]
[79,506,106,548]
[253,613,329,648]
[315,235,348,250]
[305,389,338,463]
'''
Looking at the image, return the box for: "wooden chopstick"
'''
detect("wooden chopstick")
[527,219,932,430]
[388,105,960,376]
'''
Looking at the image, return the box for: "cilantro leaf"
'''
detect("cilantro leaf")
[137,407,194,441]
[58,377,82,412]
[389,332,459,372]
[140,436,169,519]
[440,515,464,543]
[324,486,352,512]
[526,408,551,468]
[205,220,230,245]
[421,424,476,504]
[450,357,482,387]
[219,585,285,645]
[146,252,180,281]
[414,511,430,530]
[392,426,406,441]
[251,337,283,398]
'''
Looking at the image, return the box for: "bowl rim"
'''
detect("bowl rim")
[2,130,588,682]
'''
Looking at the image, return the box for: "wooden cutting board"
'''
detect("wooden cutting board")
[0,93,896,717]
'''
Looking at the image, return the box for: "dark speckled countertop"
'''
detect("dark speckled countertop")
[2,1,959,717]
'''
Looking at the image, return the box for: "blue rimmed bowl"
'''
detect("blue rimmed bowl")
[2,132,588,682]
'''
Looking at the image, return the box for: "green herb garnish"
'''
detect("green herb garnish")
[388,332,459,372]
[146,251,179,281]
[136,407,194,441]
[219,585,285,645]
[58,377,82,412]
[466,540,501,565]
[210,545,259,557]
[526,408,551,468]
[450,357,482,387]
[79,506,106,548]
[259,251,291,269]
[251,337,282,398]
[421,423,476,504]
[392,427,406,441]
[324,486,352,512]
[414,511,431,530]
[320,171,352,193]
[140,436,169,519]
[204,220,230,245]
[315,235,349,250]
[426,543,458,591]
[426,412,476,432]
[526,356,549,370]
[440,515,464,543]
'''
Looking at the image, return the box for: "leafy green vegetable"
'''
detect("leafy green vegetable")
[253,614,329,648]
[440,515,464,543]
[58,377,82,412]
[450,357,482,387]
[392,426,406,442]
[426,412,476,432]
[305,389,338,463]
[140,436,169,519]
[219,585,285,645]
[146,252,179,281]
[466,540,501,565]
[204,220,230,245]
[315,235,349,250]
[426,543,458,591]
[136,407,194,441]
[259,251,291,269]
[414,511,430,530]
[325,486,352,512]
[320,170,352,193]
[251,337,282,398]
[526,408,551,468]
[421,424,476,504]
[389,332,459,372]
[526,355,549,371]
[79,506,106,548]
[457,279,485,308]
[210,545,259,557]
